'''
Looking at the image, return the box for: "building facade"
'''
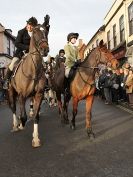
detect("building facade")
[84,0,133,66]
[104,0,133,66]
[84,26,105,58]
[0,23,15,77]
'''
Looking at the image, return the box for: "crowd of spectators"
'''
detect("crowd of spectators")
[95,62,133,109]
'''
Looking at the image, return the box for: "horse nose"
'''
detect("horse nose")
[47,46,49,53]
[44,46,49,57]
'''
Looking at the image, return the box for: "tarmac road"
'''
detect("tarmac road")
[0,97,133,177]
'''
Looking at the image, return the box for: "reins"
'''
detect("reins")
[77,67,95,86]
[21,52,43,81]
[75,49,101,86]
[20,29,47,81]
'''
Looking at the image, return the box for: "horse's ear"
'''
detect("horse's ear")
[99,40,104,47]
[43,14,50,32]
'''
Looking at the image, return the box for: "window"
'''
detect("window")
[113,24,117,48]
[128,3,133,36]
[96,39,99,47]
[7,38,10,55]
[119,15,125,42]
[107,30,111,50]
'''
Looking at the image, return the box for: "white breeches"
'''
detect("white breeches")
[65,66,71,78]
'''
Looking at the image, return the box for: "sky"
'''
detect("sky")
[0,0,115,56]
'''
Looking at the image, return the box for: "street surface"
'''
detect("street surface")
[0,97,133,177]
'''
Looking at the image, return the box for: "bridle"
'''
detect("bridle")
[31,26,48,56]
[76,48,102,85]
[21,26,48,81]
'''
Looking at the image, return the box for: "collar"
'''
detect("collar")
[69,42,76,47]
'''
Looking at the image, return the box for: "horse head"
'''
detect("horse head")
[98,40,119,69]
[30,15,50,57]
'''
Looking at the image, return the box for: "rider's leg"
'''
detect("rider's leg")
[65,66,71,78]
[3,57,19,89]
[65,67,71,94]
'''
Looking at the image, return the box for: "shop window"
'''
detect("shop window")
[113,24,117,48]
[96,39,99,47]
[128,2,133,36]
[7,38,10,55]
[119,15,125,42]
[107,30,111,50]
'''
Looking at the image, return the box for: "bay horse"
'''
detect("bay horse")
[48,61,70,124]
[8,15,50,147]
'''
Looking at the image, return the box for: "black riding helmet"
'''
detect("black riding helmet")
[67,32,79,42]
[27,17,38,27]
[59,49,65,54]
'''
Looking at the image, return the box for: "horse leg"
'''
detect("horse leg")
[70,97,78,130]
[56,92,64,124]
[63,93,71,124]
[18,94,27,130]
[32,92,42,148]
[54,91,57,106]
[86,95,95,139]
[29,97,34,118]
[8,87,19,132]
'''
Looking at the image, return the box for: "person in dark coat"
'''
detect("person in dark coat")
[55,49,66,69]
[3,17,38,89]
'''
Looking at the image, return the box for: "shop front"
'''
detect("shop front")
[111,41,127,67]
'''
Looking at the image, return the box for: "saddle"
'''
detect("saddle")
[65,60,81,95]
[68,60,81,82]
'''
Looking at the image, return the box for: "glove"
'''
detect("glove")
[75,59,81,67]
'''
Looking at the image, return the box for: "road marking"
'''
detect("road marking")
[116,105,133,114]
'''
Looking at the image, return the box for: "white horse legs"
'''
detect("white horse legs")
[32,123,41,147]
[12,113,19,132]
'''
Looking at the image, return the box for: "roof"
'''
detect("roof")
[4,29,16,41]
[104,0,117,19]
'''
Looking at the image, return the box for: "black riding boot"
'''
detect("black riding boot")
[64,77,70,97]
[3,68,12,89]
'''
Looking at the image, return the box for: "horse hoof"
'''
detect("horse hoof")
[11,127,20,132]
[70,124,75,130]
[18,124,24,130]
[29,112,34,118]
[87,131,95,140]
[89,135,95,141]
[32,139,41,148]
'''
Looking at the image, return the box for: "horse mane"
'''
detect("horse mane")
[83,40,108,62]
[82,48,96,64]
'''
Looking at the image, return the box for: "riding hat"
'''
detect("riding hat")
[59,49,65,54]
[27,17,38,27]
[67,32,79,42]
